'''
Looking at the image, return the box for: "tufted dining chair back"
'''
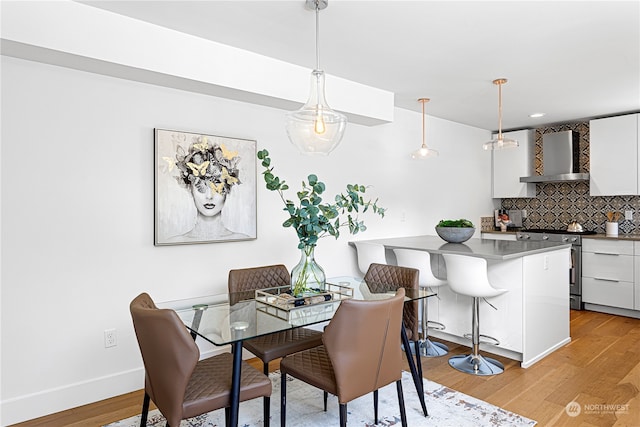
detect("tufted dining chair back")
[363,263,420,341]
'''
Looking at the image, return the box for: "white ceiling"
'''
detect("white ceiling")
[81,0,639,131]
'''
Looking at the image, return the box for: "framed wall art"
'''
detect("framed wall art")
[154,129,257,245]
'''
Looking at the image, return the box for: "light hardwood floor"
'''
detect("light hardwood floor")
[11,310,640,427]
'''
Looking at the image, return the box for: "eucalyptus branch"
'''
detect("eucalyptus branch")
[257,149,385,249]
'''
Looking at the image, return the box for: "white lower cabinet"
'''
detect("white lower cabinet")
[582,239,635,309]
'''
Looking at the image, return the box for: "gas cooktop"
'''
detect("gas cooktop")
[519,228,597,235]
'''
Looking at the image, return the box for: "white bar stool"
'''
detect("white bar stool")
[442,253,508,376]
[393,248,449,357]
[353,242,387,276]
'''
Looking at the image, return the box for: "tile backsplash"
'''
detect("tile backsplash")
[499,121,640,234]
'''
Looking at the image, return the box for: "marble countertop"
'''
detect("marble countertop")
[351,235,570,260]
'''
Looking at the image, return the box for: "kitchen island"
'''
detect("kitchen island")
[351,235,572,368]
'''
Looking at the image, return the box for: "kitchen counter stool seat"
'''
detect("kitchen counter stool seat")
[442,254,508,376]
[393,248,449,357]
[354,242,387,276]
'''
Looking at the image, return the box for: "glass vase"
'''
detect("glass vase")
[291,245,326,297]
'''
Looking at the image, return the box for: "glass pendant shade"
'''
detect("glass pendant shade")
[285,70,347,155]
[482,135,519,150]
[483,78,519,150]
[411,146,439,159]
[411,98,438,160]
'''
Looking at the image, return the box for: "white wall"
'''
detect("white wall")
[0,56,492,425]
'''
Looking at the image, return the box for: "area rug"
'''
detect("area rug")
[105,371,536,427]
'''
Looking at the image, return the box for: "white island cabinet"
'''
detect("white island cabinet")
[351,235,571,368]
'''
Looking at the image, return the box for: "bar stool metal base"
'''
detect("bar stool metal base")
[419,338,449,357]
[449,353,504,376]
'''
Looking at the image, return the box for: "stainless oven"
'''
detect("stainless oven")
[516,229,595,310]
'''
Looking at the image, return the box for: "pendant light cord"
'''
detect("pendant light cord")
[422,99,427,148]
[497,81,503,139]
[315,2,320,71]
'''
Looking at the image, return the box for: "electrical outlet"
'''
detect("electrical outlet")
[104,329,117,348]
[625,210,633,221]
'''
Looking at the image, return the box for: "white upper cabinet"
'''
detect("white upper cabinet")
[492,129,536,198]
[590,113,639,196]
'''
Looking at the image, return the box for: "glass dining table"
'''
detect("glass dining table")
[161,276,434,427]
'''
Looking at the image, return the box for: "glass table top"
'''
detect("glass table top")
[163,276,434,346]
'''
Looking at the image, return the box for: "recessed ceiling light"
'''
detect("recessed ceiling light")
[529,113,546,118]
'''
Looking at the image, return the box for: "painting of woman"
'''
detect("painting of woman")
[154,129,256,245]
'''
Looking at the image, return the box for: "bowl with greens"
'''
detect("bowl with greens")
[435,219,475,243]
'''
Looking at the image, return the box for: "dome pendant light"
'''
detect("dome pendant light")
[285,0,347,155]
[483,78,519,150]
[411,98,439,159]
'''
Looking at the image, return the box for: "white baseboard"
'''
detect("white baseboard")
[1,367,144,426]
[1,345,235,426]
[584,303,640,319]
[521,337,571,368]
[429,330,523,363]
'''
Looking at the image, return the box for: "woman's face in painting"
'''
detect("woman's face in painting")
[191,181,226,217]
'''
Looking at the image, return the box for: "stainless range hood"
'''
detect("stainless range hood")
[520,130,589,183]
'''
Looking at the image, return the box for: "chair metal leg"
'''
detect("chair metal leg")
[263,396,270,427]
[140,392,150,427]
[414,339,424,395]
[401,323,428,417]
[280,372,287,427]
[396,379,408,427]
[449,297,504,376]
[339,403,347,427]
[373,389,379,424]
[323,391,328,411]
[225,407,230,426]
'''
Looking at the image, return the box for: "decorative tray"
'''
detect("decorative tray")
[255,283,353,309]
[255,283,353,321]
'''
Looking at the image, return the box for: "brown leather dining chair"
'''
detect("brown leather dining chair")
[364,262,420,346]
[279,288,408,427]
[130,292,272,427]
[227,264,324,376]
[362,262,429,415]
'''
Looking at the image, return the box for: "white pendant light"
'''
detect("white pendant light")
[411,98,439,159]
[285,0,347,155]
[483,78,519,150]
